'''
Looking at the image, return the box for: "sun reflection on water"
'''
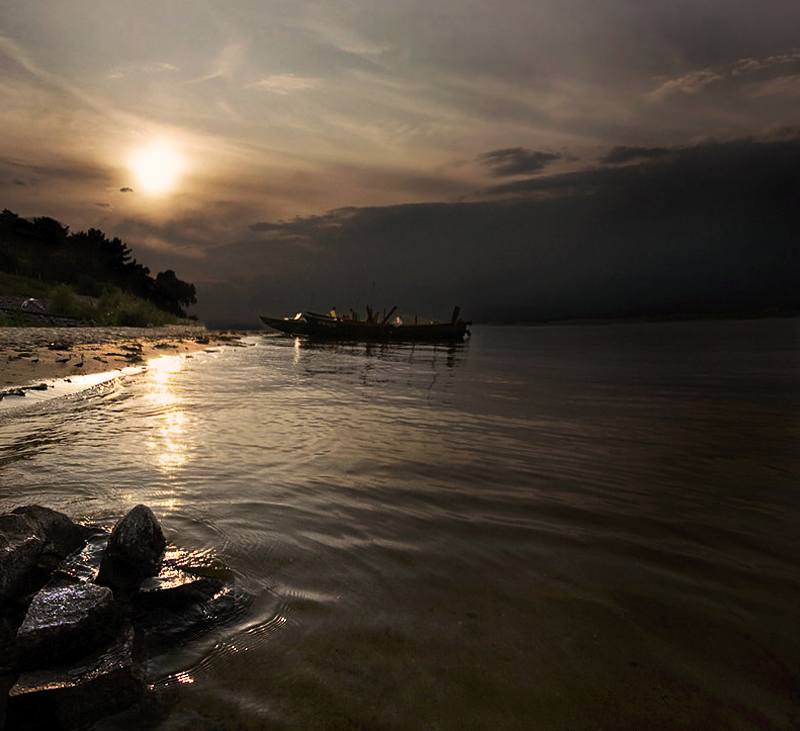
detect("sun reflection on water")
[144,355,190,488]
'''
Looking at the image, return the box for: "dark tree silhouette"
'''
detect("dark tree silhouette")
[0,208,197,316]
[31,216,69,244]
[154,269,197,317]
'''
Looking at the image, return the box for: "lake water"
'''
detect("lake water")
[1,319,799,730]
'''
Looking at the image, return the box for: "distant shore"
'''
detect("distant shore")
[0,324,241,392]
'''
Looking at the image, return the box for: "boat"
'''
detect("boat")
[258,313,310,335]
[260,306,471,342]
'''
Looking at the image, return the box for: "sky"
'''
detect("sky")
[1,0,799,325]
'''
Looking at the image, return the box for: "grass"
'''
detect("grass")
[94,287,179,327]
[1,274,183,328]
[0,271,52,298]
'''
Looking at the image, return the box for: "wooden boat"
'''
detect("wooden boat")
[261,306,470,342]
[396,319,471,341]
[258,313,310,335]
[302,310,391,339]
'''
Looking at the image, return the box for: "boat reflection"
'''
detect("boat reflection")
[261,333,470,395]
[290,334,470,369]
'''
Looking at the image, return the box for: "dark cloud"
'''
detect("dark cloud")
[197,136,799,326]
[485,136,800,198]
[29,136,793,327]
[120,187,134,193]
[478,148,561,177]
[249,221,283,233]
[600,146,675,165]
[0,155,109,185]
[769,124,800,141]
[249,209,357,238]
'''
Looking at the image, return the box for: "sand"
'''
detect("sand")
[0,325,245,394]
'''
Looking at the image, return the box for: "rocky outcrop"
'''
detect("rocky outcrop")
[0,504,249,731]
[96,504,166,594]
[8,623,145,730]
[15,582,122,670]
[0,506,87,607]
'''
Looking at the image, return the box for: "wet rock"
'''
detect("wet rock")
[132,567,247,649]
[13,506,88,558]
[0,526,44,610]
[1,503,248,729]
[6,623,145,731]
[54,531,110,585]
[133,568,228,612]
[97,505,166,594]
[15,582,122,670]
[0,506,86,606]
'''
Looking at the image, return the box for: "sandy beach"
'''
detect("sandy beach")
[0,325,244,394]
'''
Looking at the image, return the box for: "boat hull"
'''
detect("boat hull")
[261,308,471,342]
[302,311,470,342]
[259,314,310,335]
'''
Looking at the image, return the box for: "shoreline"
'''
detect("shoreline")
[0,325,243,393]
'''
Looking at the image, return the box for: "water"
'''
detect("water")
[1,319,799,730]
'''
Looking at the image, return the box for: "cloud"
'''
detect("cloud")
[648,69,726,99]
[194,40,246,83]
[4,2,800,329]
[107,62,180,80]
[478,148,562,177]
[600,146,675,165]
[0,155,109,185]
[247,74,322,95]
[648,49,800,100]
[188,136,800,325]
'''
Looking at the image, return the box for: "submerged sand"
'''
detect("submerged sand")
[0,325,243,393]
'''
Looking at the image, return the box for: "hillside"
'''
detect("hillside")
[0,209,197,327]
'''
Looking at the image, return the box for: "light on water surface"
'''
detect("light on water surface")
[144,355,189,480]
[143,354,190,506]
[0,323,798,730]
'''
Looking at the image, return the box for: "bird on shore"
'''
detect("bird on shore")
[74,354,85,368]
[55,354,72,364]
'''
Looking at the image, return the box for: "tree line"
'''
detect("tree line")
[0,209,196,317]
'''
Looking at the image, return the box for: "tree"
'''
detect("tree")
[31,216,69,245]
[153,269,197,316]
[0,208,199,317]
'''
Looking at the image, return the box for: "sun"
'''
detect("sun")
[129,142,184,195]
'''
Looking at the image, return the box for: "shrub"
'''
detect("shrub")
[96,287,178,327]
[48,284,95,319]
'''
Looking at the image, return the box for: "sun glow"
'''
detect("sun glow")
[129,141,184,195]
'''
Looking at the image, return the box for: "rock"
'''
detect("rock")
[96,505,166,594]
[6,623,146,730]
[136,578,246,651]
[11,506,87,559]
[131,566,248,649]
[0,506,86,606]
[1,503,249,729]
[133,568,228,612]
[15,582,122,670]
[0,524,44,609]
[54,531,110,585]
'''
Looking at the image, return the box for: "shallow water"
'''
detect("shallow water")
[1,319,799,730]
